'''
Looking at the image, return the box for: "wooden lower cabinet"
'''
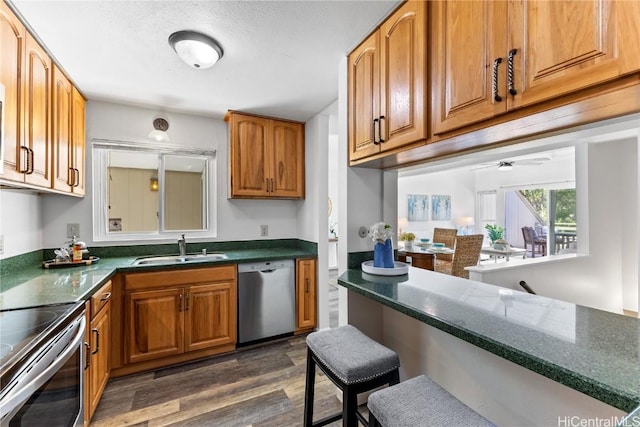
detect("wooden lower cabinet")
[295,258,317,332]
[121,266,237,371]
[125,288,184,363]
[185,282,236,351]
[84,281,112,425]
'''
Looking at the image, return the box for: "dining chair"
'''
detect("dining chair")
[432,228,457,265]
[521,226,546,257]
[435,234,483,279]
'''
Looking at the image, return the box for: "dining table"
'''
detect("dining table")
[397,245,454,271]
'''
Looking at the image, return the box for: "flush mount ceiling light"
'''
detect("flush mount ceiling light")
[148,117,170,142]
[498,161,514,171]
[169,30,223,69]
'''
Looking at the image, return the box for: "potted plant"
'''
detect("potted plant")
[484,224,505,246]
[399,232,416,248]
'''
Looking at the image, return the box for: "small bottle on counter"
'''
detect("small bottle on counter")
[73,243,83,262]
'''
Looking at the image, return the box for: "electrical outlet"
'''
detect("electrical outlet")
[67,223,80,238]
[0,235,4,255]
[260,225,268,237]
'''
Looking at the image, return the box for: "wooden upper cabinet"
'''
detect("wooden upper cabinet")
[433,0,640,135]
[348,0,427,162]
[229,114,269,197]
[509,0,640,109]
[432,1,508,134]
[227,111,305,199]
[52,67,84,195]
[0,2,25,182]
[52,65,72,192]
[271,120,304,198]
[23,32,52,188]
[71,86,86,195]
[0,2,85,195]
[348,32,380,160]
[379,0,427,150]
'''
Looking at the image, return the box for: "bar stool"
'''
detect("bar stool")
[304,325,400,427]
[368,375,494,426]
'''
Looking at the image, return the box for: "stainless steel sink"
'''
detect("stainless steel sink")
[132,253,228,266]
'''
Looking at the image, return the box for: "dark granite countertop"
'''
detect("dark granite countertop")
[338,267,640,412]
[0,246,316,311]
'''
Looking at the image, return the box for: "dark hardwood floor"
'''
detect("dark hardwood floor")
[92,275,345,426]
[91,336,346,426]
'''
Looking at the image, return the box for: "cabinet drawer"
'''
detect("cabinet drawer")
[125,265,236,291]
[91,280,112,317]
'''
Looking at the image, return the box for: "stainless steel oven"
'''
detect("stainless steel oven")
[0,303,86,427]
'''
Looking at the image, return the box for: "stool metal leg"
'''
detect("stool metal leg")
[303,347,316,427]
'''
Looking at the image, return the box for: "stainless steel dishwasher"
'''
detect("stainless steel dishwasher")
[237,260,295,345]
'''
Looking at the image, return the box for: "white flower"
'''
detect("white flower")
[368,222,393,244]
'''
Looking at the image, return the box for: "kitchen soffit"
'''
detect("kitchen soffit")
[8,0,400,122]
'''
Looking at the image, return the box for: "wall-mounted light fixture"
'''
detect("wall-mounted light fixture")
[169,30,223,69]
[148,117,170,142]
[150,175,159,191]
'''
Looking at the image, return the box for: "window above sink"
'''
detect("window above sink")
[92,139,217,242]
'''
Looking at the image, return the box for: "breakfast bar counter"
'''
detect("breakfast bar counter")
[338,266,639,426]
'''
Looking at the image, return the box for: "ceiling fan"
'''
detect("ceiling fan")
[471,156,551,171]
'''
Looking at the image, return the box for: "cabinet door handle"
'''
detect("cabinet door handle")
[179,293,183,312]
[84,342,91,370]
[68,167,75,186]
[266,178,271,193]
[27,148,35,174]
[305,278,310,293]
[74,168,80,187]
[100,292,111,301]
[91,328,100,355]
[185,293,190,311]
[378,116,385,143]
[19,146,29,173]
[373,118,380,145]
[508,48,518,95]
[492,57,503,102]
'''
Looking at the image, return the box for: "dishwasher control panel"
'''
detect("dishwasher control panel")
[237,260,295,273]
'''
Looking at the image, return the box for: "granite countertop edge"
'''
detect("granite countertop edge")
[0,248,317,311]
[338,270,639,413]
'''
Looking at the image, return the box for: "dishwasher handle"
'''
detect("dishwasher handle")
[260,269,276,273]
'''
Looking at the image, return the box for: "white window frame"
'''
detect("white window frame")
[92,139,217,242]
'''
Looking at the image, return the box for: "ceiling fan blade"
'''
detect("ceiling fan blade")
[514,160,545,166]
[470,164,496,171]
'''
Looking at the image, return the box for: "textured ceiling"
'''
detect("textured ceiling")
[9,0,400,122]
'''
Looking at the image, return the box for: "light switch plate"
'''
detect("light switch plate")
[0,234,4,255]
[260,225,268,237]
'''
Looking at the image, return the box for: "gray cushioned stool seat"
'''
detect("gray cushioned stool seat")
[368,375,494,427]
[306,324,400,385]
[304,325,400,426]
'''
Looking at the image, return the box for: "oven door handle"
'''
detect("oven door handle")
[0,316,86,422]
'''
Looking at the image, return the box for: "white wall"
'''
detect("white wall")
[298,103,332,330]
[398,168,475,240]
[0,190,43,258]
[472,138,638,313]
[40,100,302,248]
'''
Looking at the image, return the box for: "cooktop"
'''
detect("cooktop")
[0,302,84,388]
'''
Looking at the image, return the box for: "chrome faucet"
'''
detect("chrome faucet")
[178,234,187,257]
